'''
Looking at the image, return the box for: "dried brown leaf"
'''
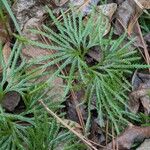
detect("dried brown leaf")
[114,0,149,52]
[2,42,11,65]
[22,46,52,61]
[104,126,150,150]
[0,42,11,74]
[98,3,117,19]
[130,72,150,114]
[0,21,10,44]
[2,91,21,112]
[114,0,137,35]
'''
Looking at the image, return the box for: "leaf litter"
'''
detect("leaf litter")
[0,0,150,149]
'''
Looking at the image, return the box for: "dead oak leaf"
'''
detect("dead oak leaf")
[2,91,21,112]
[98,3,117,20]
[2,42,11,65]
[130,72,150,114]
[22,45,52,62]
[0,42,11,74]
[0,21,10,44]
[104,126,150,150]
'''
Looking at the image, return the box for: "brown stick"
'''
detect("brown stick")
[39,100,98,150]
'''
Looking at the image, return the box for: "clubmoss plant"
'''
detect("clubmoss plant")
[0,105,76,150]
[0,41,37,101]
[25,113,75,150]
[0,41,75,149]
[0,105,33,150]
[1,0,21,35]
[27,7,149,133]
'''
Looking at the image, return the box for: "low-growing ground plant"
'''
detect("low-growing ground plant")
[26,7,148,133]
[0,42,79,149]
[0,0,150,149]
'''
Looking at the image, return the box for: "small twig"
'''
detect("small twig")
[105,119,109,146]
[133,0,144,9]
[136,21,150,72]
[112,126,115,150]
[88,139,109,149]
[127,10,142,35]
[39,100,98,150]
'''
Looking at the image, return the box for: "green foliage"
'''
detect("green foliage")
[23,85,65,115]
[0,42,74,149]
[0,105,33,150]
[0,41,38,101]
[1,0,21,34]
[0,80,73,150]
[64,142,87,150]
[140,13,150,34]
[0,106,74,150]
[26,113,71,150]
[27,7,149,133]
[0,2,149,148]
[139,113,150,126]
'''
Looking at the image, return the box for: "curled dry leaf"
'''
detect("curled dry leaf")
[129,72,150,114]
[2,42,11,65]
[114,0,148,48]
[0,18,10,44]
[114,0,138,35]
[0,42,11,74]
[103,126,150,150]
[2,91,21,112]
[89,119,105,144]
[12,0,53,60]
[114,0,149,45]
[12,0,37,30]
[98,3,117,20]
[87,46,103,62]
